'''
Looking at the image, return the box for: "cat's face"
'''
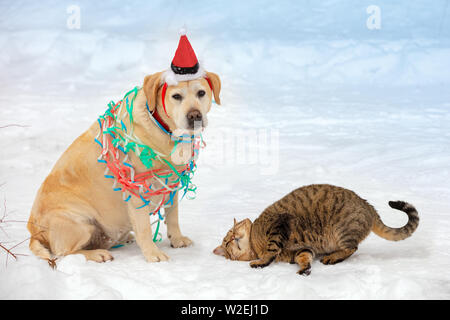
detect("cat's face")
[213,218,256,261]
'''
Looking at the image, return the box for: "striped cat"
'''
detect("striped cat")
[213,184,419,275]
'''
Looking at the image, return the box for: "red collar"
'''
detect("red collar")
[152,77,213,135]
[151,106,172,134]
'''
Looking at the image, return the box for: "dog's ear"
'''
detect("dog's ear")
[213,245,225,256]
[205,71,221,105]
[143,72,164,112]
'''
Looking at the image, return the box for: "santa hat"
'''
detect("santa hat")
[162,28,206,86]
[158,29,214,118]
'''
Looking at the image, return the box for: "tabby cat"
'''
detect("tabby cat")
[213,184,419,275]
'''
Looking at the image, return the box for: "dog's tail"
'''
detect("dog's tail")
[371,201,419,241]
[29,238,57,269]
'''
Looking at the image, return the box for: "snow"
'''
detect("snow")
[1,0,450,299]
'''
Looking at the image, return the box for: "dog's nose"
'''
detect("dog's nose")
[186,109,202,128]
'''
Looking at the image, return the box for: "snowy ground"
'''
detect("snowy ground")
[1,1,450,299]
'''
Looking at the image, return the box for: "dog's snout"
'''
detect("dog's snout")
[186,109,202,128]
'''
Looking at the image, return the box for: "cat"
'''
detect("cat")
[213,184,419,275]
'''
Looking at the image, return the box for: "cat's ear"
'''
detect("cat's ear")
[213,246,225,256]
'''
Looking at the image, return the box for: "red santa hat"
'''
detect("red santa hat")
[158,29,214,118]
[162,28,206,86]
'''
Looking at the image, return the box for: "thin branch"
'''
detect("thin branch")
[0,197,30,267]
[0,124,30,129]
[1,220,29,224]
[0,225,8,238]
[1,198,6,221]
[0,198,8,237]
[8,236,30,251]
[0,243,17,260]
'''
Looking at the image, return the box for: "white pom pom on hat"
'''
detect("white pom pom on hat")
[178,26,187,36]
[161,27,204,86]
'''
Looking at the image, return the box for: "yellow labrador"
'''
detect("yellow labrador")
[27,71,221,264]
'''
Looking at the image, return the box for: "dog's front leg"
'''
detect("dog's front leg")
[127,201,169,262]
[165,192,193,248]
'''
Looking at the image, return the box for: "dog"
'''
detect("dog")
[27,32,221,265]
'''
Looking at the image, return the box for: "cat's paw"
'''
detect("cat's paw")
[249,257,274,269]
[297,263,311,276]
[250,260,266,268]
[320,256,344,265]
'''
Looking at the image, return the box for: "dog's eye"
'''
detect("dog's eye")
[197,90,206,98]
[172,94,182,101]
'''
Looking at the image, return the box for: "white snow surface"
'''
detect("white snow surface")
[1,0,450,299]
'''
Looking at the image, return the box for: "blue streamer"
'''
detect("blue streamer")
[94,138,103,148]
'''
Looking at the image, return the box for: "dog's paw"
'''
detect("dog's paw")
[170,235,193,248]
[143,247,170,262]
[84,249,114,263]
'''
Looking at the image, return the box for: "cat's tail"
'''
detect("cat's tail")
[371,201,419,241]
